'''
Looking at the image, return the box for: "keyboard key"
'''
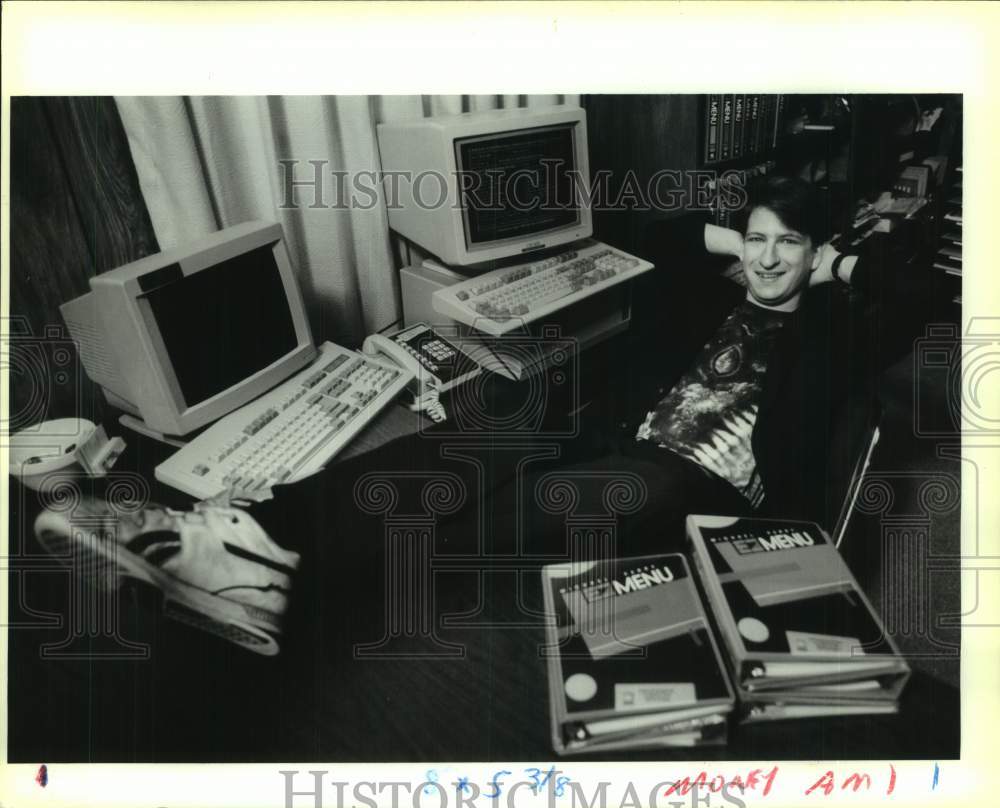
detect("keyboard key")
[303,371,328,389]
[321,355,349,374]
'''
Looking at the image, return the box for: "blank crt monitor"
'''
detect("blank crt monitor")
[60,221,315,437]
[377,105,593,267]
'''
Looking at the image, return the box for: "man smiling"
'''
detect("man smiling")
[742,205,821,310]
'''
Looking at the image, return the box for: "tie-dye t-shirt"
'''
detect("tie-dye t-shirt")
[635,300,791,507]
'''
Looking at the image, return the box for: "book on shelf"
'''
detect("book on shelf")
[686,514,910,723]
[720,95,734,162]
[705,94,721,164]
[541,553,734,754]
[702,94,785,165]
[752,95,763,154]
[764,95,775,153]
[773,95,785,147]
[732,94,744,159]
[709,171,750,230]
[746,94,760,158]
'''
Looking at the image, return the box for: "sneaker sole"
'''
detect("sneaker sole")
[35,518,282,656]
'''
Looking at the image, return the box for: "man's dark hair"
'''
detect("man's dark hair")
[736,175,828,245]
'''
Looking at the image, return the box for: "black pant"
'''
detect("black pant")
[243,430,753,656]
[249,430,752,564]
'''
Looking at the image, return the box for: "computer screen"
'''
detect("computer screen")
[144,244,299,407]
[377,106,593,268]
[457,124,580,249]
[61,221,315,438]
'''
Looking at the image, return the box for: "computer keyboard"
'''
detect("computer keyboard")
[431,240,654,336]
[155,342,413,499]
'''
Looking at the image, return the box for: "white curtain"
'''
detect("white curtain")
[115,94,579,346]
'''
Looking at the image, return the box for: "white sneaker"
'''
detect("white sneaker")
[34,498,300,656]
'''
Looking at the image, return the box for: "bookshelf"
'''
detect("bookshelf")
[584,93,962,315]
[583,94,854,252]
[701,94,853,231]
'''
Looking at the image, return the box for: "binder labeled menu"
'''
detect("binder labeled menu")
[686,515,909,713]
[541,553,734,754]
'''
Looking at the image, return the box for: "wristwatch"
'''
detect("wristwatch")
[831,252,854,286]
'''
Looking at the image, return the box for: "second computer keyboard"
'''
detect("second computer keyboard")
[431,240,654,336]
[155,342,413,500]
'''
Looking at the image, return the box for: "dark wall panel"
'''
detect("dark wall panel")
[42,97,160,274]
[583,94,701,255]
[9,97,158,430]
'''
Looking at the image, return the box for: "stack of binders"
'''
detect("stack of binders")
[541,553,735,754]
[686,515,910,723]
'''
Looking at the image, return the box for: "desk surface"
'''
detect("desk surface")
[6,375,961,763]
